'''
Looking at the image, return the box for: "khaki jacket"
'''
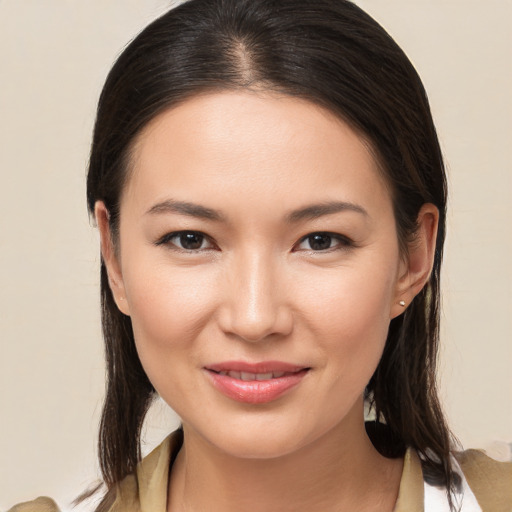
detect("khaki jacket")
[9,430,512,512]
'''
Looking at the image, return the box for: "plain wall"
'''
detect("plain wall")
[1,0,510,509]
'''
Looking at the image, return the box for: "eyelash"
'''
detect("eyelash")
[155,230,354,254]
[155,231,214,252]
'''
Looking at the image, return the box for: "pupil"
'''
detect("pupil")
[310,234,331,250]
[181,232,203,250]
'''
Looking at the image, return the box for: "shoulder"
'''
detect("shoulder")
[109,429,184,512]
[455,448,512,510]
[6,496,60,512]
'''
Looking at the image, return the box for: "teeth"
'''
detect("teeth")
[256,372,273,381]
[221,371,289,380]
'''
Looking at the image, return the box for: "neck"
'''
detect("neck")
[167,403,403,512]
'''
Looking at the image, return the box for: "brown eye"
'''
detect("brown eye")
[296,232,353,252]
[156,231,214,251]
[307,234,333,251]
[177,232,205,250]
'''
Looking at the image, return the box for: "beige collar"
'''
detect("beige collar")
[114,429,424,512]
[394,447,424,511]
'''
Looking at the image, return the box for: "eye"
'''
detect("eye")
[155,231,215,252]
[296,232,353,252]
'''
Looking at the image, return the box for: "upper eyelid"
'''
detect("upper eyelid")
[298,232,352,243]
[296,232,353,251]
[156,230,216,249]
[156,230,353,251]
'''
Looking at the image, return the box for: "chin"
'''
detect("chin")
[186,410,334,461]
[212,429,308,460]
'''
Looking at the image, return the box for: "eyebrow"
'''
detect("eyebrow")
[145,199,368,223]
[285,201,368,222]
[146,199,226,222]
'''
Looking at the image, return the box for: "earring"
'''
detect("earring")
[398,300,406,307]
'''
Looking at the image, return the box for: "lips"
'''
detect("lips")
[204,361,310,404]
[216,370,289,380]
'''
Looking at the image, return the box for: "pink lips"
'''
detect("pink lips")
[205,361,309,404]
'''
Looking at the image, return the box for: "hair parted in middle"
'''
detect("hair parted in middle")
[86,0,455,509]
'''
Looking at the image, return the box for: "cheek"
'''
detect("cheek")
[122,257,219,368]
[297,264,395,337]
[293,259,397,381]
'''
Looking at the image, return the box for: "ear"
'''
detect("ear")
[95,201,131,316]
[391,203,439,319]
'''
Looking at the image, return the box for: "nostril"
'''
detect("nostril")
[217,305,294,344]
[215,262,293,341]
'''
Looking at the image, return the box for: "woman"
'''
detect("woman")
[10,0,511,511]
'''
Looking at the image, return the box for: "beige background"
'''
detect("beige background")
[1,0,510,509]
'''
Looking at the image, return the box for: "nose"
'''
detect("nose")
[217,250,293,343]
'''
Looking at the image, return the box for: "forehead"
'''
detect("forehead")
[123,90,391,220]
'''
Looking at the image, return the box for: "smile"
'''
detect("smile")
[216,370,291,380]
[204,361,310,404]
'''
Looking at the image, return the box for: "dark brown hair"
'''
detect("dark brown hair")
[86,0,456,508]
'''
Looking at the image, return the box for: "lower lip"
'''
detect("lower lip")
[205,370,309,404]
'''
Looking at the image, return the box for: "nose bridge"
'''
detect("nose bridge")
[222,246,291,342]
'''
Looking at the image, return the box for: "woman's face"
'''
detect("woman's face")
[102,90,415,458]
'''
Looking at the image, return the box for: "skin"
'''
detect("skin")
[96,90,439,511]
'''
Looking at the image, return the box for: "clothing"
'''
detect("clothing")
[8,430,512,512]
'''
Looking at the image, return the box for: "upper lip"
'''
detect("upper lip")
[205,361,309,374]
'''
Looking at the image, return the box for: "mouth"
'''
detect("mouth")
[211,369,299,380]
[204,361,311,404]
